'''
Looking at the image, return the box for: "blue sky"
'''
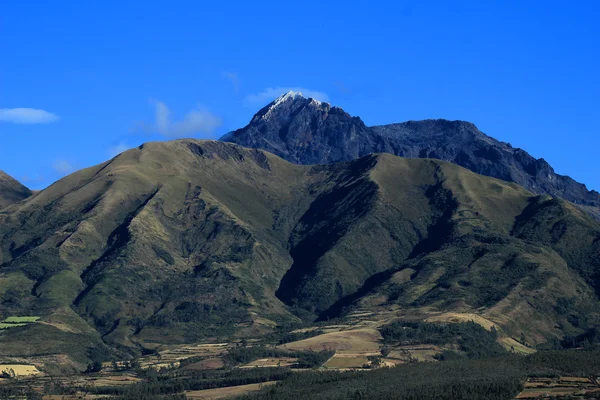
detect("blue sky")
[1,1,598,190]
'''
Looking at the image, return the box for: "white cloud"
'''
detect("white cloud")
[222,71,240,93]
[245,87,329,107]
[0,108,60,124]
[52,159,75,175]
[108,143,130,157]
[137,101,222,138]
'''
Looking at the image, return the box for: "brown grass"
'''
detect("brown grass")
[324,356,369,369]
[559,376,592,383]
[0,364,40,376]
[498,337,536,355]
[280,328,381,353]
[241,357,297,368]
[424,312,498,331]
[182,358,224,371]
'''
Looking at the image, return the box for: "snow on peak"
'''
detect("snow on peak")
[257,91,305,121]
[252,90,328,123]
[273,91,304,105]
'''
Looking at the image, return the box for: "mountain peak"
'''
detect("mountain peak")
[223,99,600,214]
[274,90,305,104]
[250,90,328,124]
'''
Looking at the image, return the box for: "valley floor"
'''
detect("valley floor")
[3,309,598,399]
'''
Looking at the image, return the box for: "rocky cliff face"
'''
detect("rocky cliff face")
[222,91,380,164]
[223,92,600,211]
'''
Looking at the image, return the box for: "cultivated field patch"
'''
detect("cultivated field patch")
[241,357,297,368]
[280,328,381,353]
[185,381,277,399]
[424,312,497,331]
[0,364,40,376]
[323,355,369,369]
[388,345,442,362]
[182,358,225,371]
[3,316,40,323]
[516,376,600,399]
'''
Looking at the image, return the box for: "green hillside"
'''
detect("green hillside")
[0,140,598,368]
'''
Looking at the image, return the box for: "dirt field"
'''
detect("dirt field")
[241,357,297,368]
[324,355,369,369]
[137,343,230,370]
[86,374,142,387]
[381,358,404,367]
[185,381,277,399]
[182,358,225,371]
[280,328,381,353]
[560,377,593,383]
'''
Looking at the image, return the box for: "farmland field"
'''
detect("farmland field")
[323,355,369,369]
[0,316,40,330]
[0,364,40,376]
[0,323,26,329]
[182,358,225,371]
[3,316,40,323]
[388,345,443,362]
[185,381,278,399]
[280,328,381,353]
[515,376,600,399]
[242,357,298,368]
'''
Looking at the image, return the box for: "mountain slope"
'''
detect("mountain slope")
[0,171,32,209]
[222,92,600,215]
[0,140,599,368]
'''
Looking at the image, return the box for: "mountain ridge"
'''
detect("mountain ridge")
[222,92,600,216]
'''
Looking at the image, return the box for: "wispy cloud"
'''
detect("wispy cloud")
[222,71,240,93]
[108,143,130,157]
[0,108,59,124]
[245,87,329,107]
[136,101,222,138]
[52,159,75,175]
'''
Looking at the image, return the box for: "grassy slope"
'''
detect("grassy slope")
[0,171,32,209]
[339,155,600,344]
[0,140,598,366]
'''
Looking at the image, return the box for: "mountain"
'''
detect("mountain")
[222,92,600,217]
[0,140,599,369]
[0,171,32,209]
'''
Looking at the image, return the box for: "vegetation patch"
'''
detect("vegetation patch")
[224,345,334,369]
[0,322,26,329]
[380,320,507,359]
[2,316,40,323]
[0,316,40,330]
[323,355,370,369]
